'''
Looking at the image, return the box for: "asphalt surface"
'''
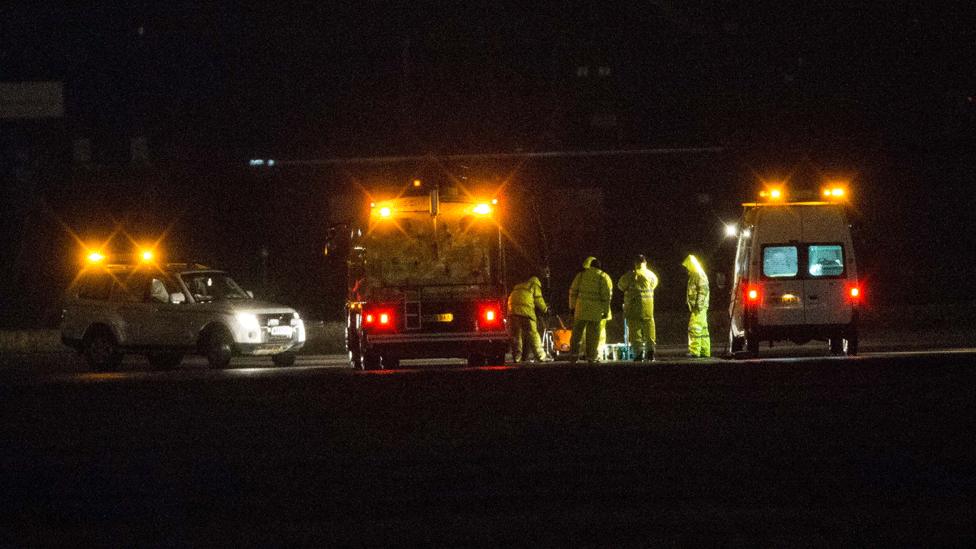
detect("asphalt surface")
[2,347,976,546]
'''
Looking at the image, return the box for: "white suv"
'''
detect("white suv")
[61,263,306,371]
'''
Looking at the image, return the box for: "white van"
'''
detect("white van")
[728,187,861,356]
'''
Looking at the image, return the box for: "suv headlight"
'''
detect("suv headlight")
[235,312,261,332]
[290,312,301,326]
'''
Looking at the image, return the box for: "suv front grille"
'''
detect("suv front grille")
[258,313,293,327]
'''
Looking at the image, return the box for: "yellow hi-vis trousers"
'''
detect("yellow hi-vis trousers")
[509,315,544,362]
[570,319,603,361]
[687,310,711,357]
[626,316,656,359]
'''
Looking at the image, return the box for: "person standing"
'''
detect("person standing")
[682,254,711,358]
[507,276,551,363]
[568,257,612,363]
[618,254,659,361]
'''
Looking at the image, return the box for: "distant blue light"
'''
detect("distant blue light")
[249,159,265,166]
[267,159,276,167]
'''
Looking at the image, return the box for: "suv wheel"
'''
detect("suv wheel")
[147,352,183,370]
[205,330,233,369]
[272,352,296,367]
[84,329,122,372]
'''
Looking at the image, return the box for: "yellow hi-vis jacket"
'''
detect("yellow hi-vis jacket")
[569,257,613,322]
[683,255,710,313]
[618,267,658,319]
[508,276,548,321]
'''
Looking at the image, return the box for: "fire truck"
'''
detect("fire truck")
[326,178,510,369]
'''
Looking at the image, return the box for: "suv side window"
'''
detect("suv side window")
[111,272,150,303]
[78,273,113,300]
[149,276,179,303]
[762,245,799,278]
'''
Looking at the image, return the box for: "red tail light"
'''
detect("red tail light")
[363,306,397,331]
[745,284,761,305]
[478,303,502,329]
[848,285,861,301]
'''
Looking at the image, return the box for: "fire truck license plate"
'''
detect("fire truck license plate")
[433,313,453,322]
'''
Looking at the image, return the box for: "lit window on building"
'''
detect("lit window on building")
[598,66,611,76]
[575,66,589,77]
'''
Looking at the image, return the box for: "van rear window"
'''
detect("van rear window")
[762,246,798,278]
[808,245,844,277]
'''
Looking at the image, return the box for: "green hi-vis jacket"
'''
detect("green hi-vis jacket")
[569,257,613,322]
[508,277,548,320]
[617,267,659,319]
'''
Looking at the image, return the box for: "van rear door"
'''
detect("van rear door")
[757,244,806,326]
[753,207,805,327]
[801,207,855,326]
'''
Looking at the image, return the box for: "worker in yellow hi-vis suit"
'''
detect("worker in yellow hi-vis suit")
[683,254,710,358]
[618,254,659,361]
[507,276,550,363]
[568,257,612,363]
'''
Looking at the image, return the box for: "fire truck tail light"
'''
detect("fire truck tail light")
[849,286,861,300]
[478,304,502,328]
[363,308,396,330]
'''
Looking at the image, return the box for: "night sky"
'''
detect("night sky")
[2,3,975,324]
[5,3,973,156]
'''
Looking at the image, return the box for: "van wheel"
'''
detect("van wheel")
[729,328,744,354]
[84,329,123,372]
[829,336,844,355]
[745,333,760,356]
[846,332,859,356]
[205,330,233,369]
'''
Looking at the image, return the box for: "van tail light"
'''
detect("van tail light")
[744,284,761,305]
[848,285,861,302]
[362,305,397,331]
[478,302,503,330]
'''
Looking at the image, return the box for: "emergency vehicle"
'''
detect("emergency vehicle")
[61,249,305,371]
[326,178,510,369]
[727,183,861,356]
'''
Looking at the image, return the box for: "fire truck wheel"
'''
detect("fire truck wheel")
[382,356,400,369]
[349,349,363,369]
[362,351,382,370]
[466,354,486,367]
[486,350,506,366]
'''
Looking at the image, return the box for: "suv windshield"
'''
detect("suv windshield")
[180,272,250,302]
